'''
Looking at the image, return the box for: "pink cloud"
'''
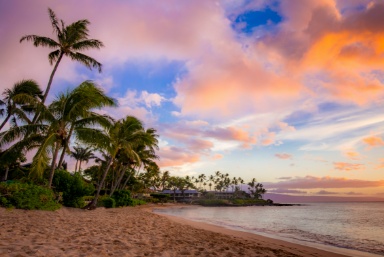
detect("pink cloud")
[269,189,307,194]
[157,146,200,167]
[265,176,384,189]
[275,153,292,160]
[333,162,364,171]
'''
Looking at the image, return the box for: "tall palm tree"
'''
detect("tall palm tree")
[0,80,42,131]
[70,146,94,173]
[0,81,115,188]
[20,8,104,104]
[86,116,159,209]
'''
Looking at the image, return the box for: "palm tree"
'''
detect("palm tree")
[0,81,115,188]
[20,8,104,105]
[0,80,42,131]
[247,178,267,199]
[85,116,159,209]
[70,146,94,173]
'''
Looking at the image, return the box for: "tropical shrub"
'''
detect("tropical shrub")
[130,199,146,206]
[111,190,132,207]
[102,197,116,208]
[52,170,94,208]
[195,199,230,206]
[0,182,60,210]
[150,193,169,203]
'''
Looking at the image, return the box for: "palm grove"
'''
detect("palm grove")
[0,8,267,210]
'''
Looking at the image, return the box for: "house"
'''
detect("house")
[162,189,201,200]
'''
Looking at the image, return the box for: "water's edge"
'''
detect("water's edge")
[153,205,383,257]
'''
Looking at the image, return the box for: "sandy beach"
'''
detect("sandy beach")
[0,205,351,257]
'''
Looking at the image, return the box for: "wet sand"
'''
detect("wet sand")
[0,205,351,257]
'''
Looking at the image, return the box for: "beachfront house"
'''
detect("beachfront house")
[162,189,201,201]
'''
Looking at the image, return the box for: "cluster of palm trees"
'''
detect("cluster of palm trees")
[111,169,266,199]
[0,8,160,209]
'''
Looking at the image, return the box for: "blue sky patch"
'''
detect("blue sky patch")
[233,7,282,34]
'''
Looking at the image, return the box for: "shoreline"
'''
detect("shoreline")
[147,204,350,257]
[0,205,374,257]
[148,204,379,257]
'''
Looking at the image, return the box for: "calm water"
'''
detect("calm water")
[154,202,384,257]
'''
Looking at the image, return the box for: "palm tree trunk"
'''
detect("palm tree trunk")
[86,156,114,209]
[32,52,64,124]
[78,160,82,173]
[57,125,74,169]
[0,114,11,132]
[120,170,132,190]
[43,53,64,104]
[48,142,60,188]
[110,166,125,196]
[2,167,9,181]
[74,160,79,173]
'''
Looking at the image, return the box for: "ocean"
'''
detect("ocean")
[154,202,384,257]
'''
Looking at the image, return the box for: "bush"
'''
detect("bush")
[102,197,115,208]
[0,182,60,211]
[150,193,169,203]
[111,190,132,207]
[130,199,146,206]
[52,170,94,208]
[196,199,230,206]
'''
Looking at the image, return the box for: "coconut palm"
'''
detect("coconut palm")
[85,116,159,209]
[20,8,104,104]
[70,146,95,173]
[247,178,267,199]
[0,80,43,131]
[0,81,115,188]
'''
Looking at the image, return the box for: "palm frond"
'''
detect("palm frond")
[19,35,60,48]
[68,52,102,72]
[48,8,62,36]
[48,50,61,65]
[71,39,104,51]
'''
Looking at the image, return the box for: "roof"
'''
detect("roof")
[162,190,199,194]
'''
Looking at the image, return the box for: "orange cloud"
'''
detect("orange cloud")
[261,132,276,146]
[211,154,223,160]
[333,162,364,171]
[362,136,384,148]
[275,153,292,160]
[343,150,360,160]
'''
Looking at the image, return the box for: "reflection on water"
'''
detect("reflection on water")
[155,202,384,256]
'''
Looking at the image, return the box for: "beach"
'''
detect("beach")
[0,205,351,257]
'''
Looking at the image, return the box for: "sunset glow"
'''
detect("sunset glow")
[1,0,383,200]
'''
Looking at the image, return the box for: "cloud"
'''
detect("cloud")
[211,154,224,160]
[277,177,292,180]
[157,146,200,167]
[140,91,165,108]
[343,150,360,160]
[333,162,364,171]
[345,191,363,196]
[269,189,307,194]
[315,190,339,195]
[275,153,292,160]
[362,135,384,148]
[265,175,384,189]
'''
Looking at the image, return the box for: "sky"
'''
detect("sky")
[0,0,384,201]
